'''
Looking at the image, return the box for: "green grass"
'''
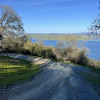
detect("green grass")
[85,66,100,75]
[80,72,100,86]
[56,60,74,64]
[0,56,41,88]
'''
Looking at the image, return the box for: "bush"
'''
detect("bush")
[3,38,100,68]
[54,41,89,65]
[70,48,88,65]
[23,41,56,60]
[3,38,25,53]
[87,58,100,68]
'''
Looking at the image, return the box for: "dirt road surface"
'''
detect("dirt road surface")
[0,53,100,100]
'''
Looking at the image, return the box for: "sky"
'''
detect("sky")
[0,0,99,33]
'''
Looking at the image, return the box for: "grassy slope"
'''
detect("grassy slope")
[27,34,89,40]
[0,56,41,87]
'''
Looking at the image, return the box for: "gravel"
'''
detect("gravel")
[0,53,100,100]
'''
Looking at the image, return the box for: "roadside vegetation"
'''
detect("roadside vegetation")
[3,38,100,70]
[0,56,40,87]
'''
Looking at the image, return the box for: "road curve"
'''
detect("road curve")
[0,53,100,100]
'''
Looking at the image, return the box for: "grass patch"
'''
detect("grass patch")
[0,56,41,88]
[80,72,100,86]
[57,60,74,64]
[85,66,100,75]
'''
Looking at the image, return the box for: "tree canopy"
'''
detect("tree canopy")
[0,5,24,37]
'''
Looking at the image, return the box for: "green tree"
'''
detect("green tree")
[0,5,24,54]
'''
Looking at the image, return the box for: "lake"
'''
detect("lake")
[31,39,100,61]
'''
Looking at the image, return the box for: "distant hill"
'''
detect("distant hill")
[26,33,91,40]
[26,32,88,35]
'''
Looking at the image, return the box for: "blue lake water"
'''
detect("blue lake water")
[31,39,100,60]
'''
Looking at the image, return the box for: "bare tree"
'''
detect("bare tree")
[0,5,24,54]
[88,0,100,37]
[88,14,100,37]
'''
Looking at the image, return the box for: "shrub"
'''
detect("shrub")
[70,48,88,65]
[87,58,100,68]
[24,41,56,60]
[3,38,25,53]
[3,38,99,68]
[54,41,89,65]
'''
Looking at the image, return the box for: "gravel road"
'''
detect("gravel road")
[0,53,100,100]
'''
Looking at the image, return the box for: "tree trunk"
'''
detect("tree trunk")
[0,34,2,54]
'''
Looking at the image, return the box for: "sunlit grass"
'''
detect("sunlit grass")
[0,56,41,87]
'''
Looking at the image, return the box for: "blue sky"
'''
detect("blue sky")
[0,0,99,33]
